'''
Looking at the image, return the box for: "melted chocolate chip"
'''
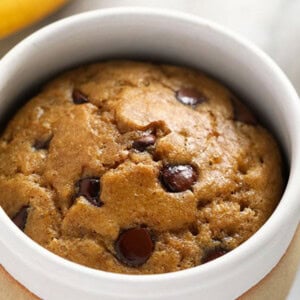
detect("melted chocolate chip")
[176,88,207,106]
[202,247,228,264]
[132,134,156,152]
[72,89,89,104]
[12,206,29,230]
[75,177,103,207]
[231,97,257,125]
[34,135,52,150]
[115,227,154,267]
[160,164,197,192]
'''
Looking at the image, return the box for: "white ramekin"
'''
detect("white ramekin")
[0,7,299,300]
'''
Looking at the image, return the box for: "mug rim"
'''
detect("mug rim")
[0,6,300,298]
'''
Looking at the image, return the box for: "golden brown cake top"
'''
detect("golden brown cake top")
[0,60,284,274]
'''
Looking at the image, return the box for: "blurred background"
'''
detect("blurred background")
[0,0,299,298]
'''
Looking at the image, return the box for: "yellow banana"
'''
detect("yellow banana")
[0,0,68,39]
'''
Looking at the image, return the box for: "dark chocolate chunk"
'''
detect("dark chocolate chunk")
[12,206,29,231]
[202,247,228,264]
[33,135,52,150]
[75,177,103,207]
[160,164,197,192]
[231,97,257,125]
[176,88,207,106]
[132,134,156,152]
[115,227,154,267]
[72,89,89,104]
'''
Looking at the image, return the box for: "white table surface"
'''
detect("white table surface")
[0,1,299,298]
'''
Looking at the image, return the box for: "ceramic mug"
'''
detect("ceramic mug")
[0,8,300,300]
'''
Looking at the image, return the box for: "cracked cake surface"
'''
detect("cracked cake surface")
[0,60,284,274]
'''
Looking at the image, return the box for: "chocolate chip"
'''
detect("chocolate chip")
[202,247,228,264]
[160,164,197,192]
[75,177,103,207]
[176,88,207,106]
[231,97,257,125]
[72,89,89,104]
[115,227,154,267]
[12,206,29,230]
[132,134,156,152]
[34,135,52,150]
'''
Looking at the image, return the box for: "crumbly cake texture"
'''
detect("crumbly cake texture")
[0,60,284,274]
